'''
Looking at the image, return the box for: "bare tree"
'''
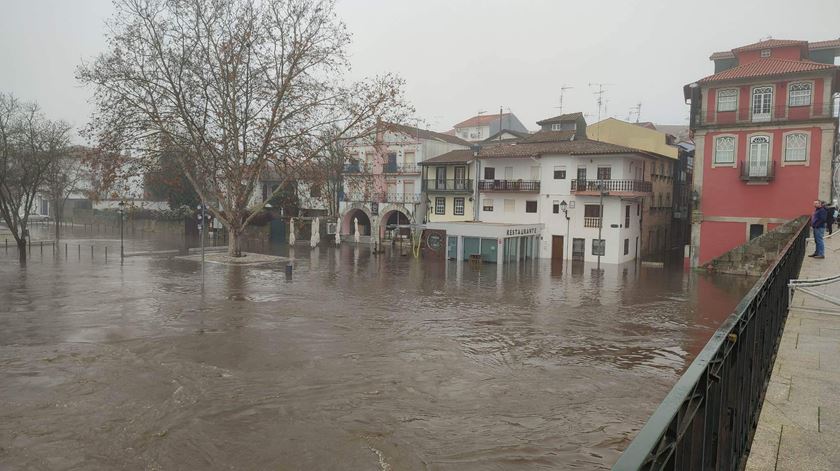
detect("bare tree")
[0,93,71,263]
[78,0,410,256]
[41,146,86,241]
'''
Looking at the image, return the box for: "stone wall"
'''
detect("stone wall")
[700,215,808,276]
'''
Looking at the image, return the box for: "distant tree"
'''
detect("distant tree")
[78,0,410,256]
[145,149,200,210]
[0,93,71,263]
[41,146,86,241]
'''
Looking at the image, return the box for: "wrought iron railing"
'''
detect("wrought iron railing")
[692,103,836,128]
[478,180,541,192]
[343,162,374,173]
[341,191,422,204]
[382,163,420,174]
[739,160,776,182]
[384,192,422,204]
[422,179,473,192]
[571,179,652,193]
[612,217,808,471]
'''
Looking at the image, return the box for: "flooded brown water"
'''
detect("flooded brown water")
[0,226,753,469]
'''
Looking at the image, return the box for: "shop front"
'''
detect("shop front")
[425,222,543,264]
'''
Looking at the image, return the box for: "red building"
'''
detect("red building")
[685,39,840,266]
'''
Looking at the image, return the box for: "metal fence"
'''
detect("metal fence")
[613,217,808,471]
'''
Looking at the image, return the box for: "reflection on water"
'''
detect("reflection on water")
[0,226,753,470]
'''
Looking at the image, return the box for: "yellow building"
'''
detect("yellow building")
[587,118,680,261]
[420,149,477,222]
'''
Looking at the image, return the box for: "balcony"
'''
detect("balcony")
[691,103,835,128]
[570,179,652,195]
[739,160,776,182]
[343,162,374,173]
[341,191,422,204]
[584,217,602,228]
[422,179,473,192]
[382,163,420,174]
[478,180,541,192]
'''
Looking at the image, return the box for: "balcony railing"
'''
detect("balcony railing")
[382,163,420,174]
[691,103,836,128]
[478,180,541,192]
[422,179,474,192]
[341,192,422,204]
[570,179,652,193]
[613,218,808,471]
[343,162,374,173]
[739,160,776,182]
[583,217,602,228]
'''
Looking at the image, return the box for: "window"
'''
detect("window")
[404,151,416,166]
[530,166,541,180]
[717,89,738,112]
[625,205,630,228]
[483,199,494,212]
[584,204,601,218]
[592,239,605,256]
[624,238,630,255]
[577,167,587,180]
[309,183,321,198]
[551,123,563,131]
[553,166,566,179]
[484,167,495,180]
[504,166,513,179]
[504,199,515,213]
[525,201,537,213]
[454,197,465,216]
[760,49,771,58]
[784,133,808,162]
[748,136,771,177]
[789,82,812,107]
[597,167,611,180]
[435,197,445,215]
[553,200,560,214]
[666,193,671,206]
[752,86,773,122]
[714,136,735,164]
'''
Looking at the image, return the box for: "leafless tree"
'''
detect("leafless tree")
[0,93,71,263]
[41,146,87,241]
[78,0,411,256]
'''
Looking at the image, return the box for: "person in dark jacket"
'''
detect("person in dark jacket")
[826,204,836,235]
[810,200,827,258]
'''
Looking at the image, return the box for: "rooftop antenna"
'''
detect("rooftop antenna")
[589,82,612,140]
[629,102,642,123]
[554,85,574,115]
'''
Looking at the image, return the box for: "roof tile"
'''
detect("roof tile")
[698,58,837,83]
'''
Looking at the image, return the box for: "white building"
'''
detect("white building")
[338,122,470,242]
[429,114,657,265]
[450,112,529,142]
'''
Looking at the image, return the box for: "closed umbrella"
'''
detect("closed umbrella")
[310,217,319,248]
[354,218,360,243]
[289,218,296,245]
[334,220,341,245]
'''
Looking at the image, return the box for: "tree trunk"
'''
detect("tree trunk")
[228,228,243,257]
[17,238,27,264]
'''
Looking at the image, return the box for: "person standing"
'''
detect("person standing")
[810,200,827,259]
[826,203,836,235]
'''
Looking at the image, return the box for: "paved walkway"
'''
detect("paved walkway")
[746,231,840,470]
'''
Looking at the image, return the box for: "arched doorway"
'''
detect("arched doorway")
[343,208,372,237]
[379,209,411,240]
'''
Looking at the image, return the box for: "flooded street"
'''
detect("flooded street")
[0,228,752,470]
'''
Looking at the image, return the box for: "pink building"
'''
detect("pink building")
[685,39,840,266]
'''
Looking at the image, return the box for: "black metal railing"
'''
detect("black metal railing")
[739,160,776,182]
[613,217,809,471]
[571,179,652,193]
[382,163,420,174]
[692,103,836,128]
[384,192,422,204]
[422,179,473,192]
[478,180,540,192]
[343,162,374,173]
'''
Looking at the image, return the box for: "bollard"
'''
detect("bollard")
[78,244,81,259]
[105,246,108,261]
[91,246,94,259]
[285,263,293,280]
[65,243,68,259]
[40,241,43,255]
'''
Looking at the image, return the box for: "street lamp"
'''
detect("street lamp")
[118,201,125,261]
[597,181,607,269]
[197,203,206,288]
[560,200,570,262]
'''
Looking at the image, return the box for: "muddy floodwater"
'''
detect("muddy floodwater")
[0,228,752,470]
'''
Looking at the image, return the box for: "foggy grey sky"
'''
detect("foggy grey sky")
[1,0,839,142]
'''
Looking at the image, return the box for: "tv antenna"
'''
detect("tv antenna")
[629,102,642,123]
[588,83,612,125]
[555,85,574,115]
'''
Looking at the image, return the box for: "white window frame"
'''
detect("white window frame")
[717,88,738,112]
[760,49,771,58]
[454,197,465,216]
[551,123,563,131]
[788,82,812,107]
[504,199,515,213]
[747,134,772,177]
[434,197,445,215]
[713,135,737,167]
[525,200,538,213]
[751,85,773,122]
[482,198,494,212]
[782,131,809,165]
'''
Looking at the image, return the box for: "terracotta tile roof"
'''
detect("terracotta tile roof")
[482,129,530,143]
[697,58,837,83]
[477,138,641,159]
[710,38,840,60]
[733,39,807,52]
[419,149,475,165]
[383,122,470,146]
[535,112,584,126]
[522,130,576,143]
[454,113,513,128]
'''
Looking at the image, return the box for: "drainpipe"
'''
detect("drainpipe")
[472,146,481,221]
